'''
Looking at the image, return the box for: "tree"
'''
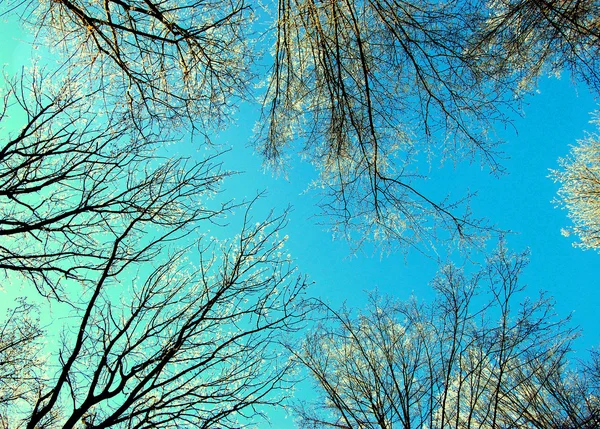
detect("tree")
[477,0,600,253]
[257,0,512,250]
[291,246,598,429]
[10,206,307,429]
[256,0,600,250]
[0,67,230,298]
[550,114,600,251]
[0,299,44,427]
[6,0,255,137]
[0,207,308,428]
[468,0,600,94]
[1,0,598,422]
[0,63,310,427]
[5,0,600,252]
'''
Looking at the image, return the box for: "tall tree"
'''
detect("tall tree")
[6,0,255,136]
[550,114,600,251]
[258,0,520,251]
[0,64,309,427]
[0,299,44,427]
[0,68,228,297]
[292,246,598,429]
[6,0,599,251]
[469,0,600,94]
[13,206,308,429]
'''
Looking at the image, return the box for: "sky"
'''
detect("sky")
[195,76,600,428]
[1,8,600,428]
[213,76,600,350]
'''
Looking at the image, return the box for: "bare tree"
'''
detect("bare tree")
[3,206,307,429]
[291,245,598,429]
[490,350,600,429]
[6,0,600,252]
[0,299,45,427]
[550,114,600,251]
[3,0,513,252]
[0,204,309,428]
[257,0,516,251]
[5,0,255,137]
[0,67,229,297]
[0,59,311,427]
[469,0,600,95]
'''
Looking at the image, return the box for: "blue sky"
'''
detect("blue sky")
[1,9,599,427]
[214,76,600,349]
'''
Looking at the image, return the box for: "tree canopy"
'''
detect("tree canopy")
[293,247,599,429]
[551,114,600,251]
[0,0,599,427]
[6,0,598,251]
[0,62,310,426]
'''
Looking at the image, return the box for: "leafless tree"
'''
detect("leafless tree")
[291,245,598,429]
[0,299,45,427]
[0,205,309,428]
[3,206,307,429]
[469,0,600,95]
[550,113,600,251]
[1,0,511,253]
[0,60,311,427]
[5,0,255,137]
[490,350,600,429]
[257,0,515,251]
[0,33,314,428]
[0,67,230,298]
[6,0,600,252]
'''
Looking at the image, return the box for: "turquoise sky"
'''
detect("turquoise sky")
[191,75,600,427]
[1,9,599,428]
[214,75,600,350]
